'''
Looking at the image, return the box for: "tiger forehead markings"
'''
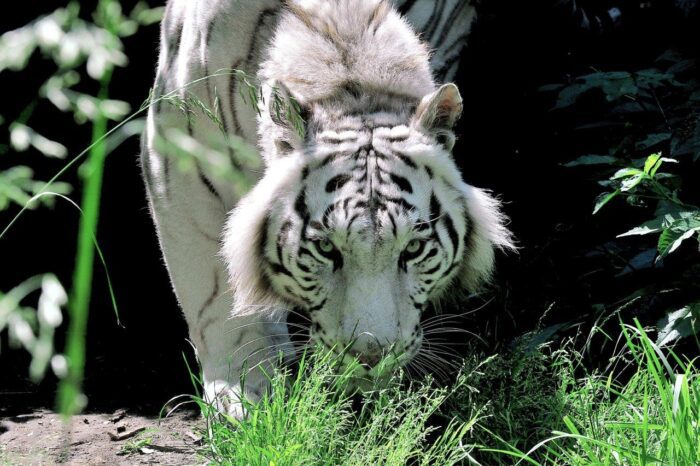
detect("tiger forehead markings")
[261,120,475,371]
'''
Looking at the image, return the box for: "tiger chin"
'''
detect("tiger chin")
[220,1,515,411]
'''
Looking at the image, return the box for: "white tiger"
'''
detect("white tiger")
[143,0,512,418]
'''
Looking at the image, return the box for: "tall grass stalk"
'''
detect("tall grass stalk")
[56,63,114,417]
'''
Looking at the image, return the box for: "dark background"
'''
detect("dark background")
[1,1,698,415]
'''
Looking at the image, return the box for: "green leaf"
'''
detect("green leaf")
[620,174,645,192]
[563,155,619,167]
[98,99,130,120]
[642,153,678,177]
[9,123,68,158]
[0,27,38,72]
[129,3,164,27]
[0,166,72,211]
[618,219,664,238]
[657,213,700,258]
[611,168,644,180]
[594,190,620,215]
[643,153,662,175]
[656,304,700,346]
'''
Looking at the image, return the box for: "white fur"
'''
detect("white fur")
[143,0,483,419]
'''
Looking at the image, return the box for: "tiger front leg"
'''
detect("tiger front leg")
[197,313,293,419]
[141,147,291,419]
[145,204,292,418]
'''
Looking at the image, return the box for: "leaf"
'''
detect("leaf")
[129,3,165,27]
[563,155,619,167]
[617,248,657,276]
[620,174,645,192]
[669,229,697,254]
[538,83,565,92]
[0,27,37,72]
[635,69,678,89]
[651,158,678,177]
[636,133,671,151]
[611,168,644,180]
[656,213,700,258]
[552,71,637,110]
[103,119,145,156]
[0,166,72,211]
[9,123,67,158]
[617,218,664,237]
[99,99,130,120]
[643,153,662,174]
[656,304,700,346]
[666,58,696,74]
[594,190,620,215]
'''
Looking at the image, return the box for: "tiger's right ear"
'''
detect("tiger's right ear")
[412,83,463,151]
[266,81,308,156]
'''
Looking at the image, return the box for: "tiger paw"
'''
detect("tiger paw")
[203,379,255,420]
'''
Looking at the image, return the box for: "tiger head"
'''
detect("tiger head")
[223,82,514,379]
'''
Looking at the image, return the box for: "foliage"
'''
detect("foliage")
[197,350,475,466]
[0,0,162,416]
[0,0,300,415]
[0,165,71,211]
[0,1,162,210]
[443,323,700,465]
[118,434,154,456]
[190,323,699,466]
[0,275,68,382]
[448,342,570,461]
[541,48,700,345]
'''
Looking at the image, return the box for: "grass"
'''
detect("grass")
[194,351,476,465]
[118,435,154,456]
[190,322,699,465]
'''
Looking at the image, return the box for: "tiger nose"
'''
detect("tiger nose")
[349,348,383,368]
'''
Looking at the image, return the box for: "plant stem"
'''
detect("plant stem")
[57,68,113,417]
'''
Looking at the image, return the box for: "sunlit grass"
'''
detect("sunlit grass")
[193,350,476,466]
[455,321,700,465]
[189,323,699,466]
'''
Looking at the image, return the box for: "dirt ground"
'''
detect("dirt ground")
[0,409,205,465]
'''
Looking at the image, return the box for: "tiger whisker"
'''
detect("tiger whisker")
[224,320,309,336]
[419,343,462,361]
[423,327,487,345]
[412,353,451,382]
[244,342,315,375]
[421,298,495,323]
[226,332,300,362]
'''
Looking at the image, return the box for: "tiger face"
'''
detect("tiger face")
[224,83,514,378]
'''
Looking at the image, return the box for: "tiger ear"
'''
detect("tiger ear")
[412,83,463,150]
[266,81,308,155]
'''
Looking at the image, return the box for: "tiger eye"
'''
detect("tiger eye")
[318,239,335,253]
[406,239,422,254]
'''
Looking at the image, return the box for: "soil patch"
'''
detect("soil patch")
[0,409,204,465]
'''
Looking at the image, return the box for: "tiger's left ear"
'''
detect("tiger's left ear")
[264,81,309,159]
[412,83,463,150]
